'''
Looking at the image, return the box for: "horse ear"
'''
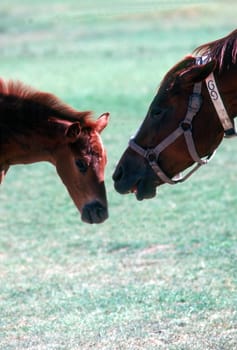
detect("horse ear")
[169,55,196,76]
[48,117,81,141]
[95,112,110,133]
[179,60,216,84]
[65,122,81,140]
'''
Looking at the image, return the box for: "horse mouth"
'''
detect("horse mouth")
[113,174,157,201]
[81,200,108,224]
[129,180,157,201]
[113,164,158,201]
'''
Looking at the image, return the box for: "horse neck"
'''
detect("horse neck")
[0,102,59,166]
[0,131,57,167]
[215,65,237,119]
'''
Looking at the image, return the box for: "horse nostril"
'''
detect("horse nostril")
[81,201,108,224]
[112,166,123,182]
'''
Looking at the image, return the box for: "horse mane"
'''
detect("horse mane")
[158,30,237,93]
[0,78,94,127]
[193,29,237,71]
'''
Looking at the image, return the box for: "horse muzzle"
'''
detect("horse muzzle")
[113,165,157,201]
[81,200,108,224]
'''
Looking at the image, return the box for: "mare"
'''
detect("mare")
[113,29,237,201]
[0,79,109,223]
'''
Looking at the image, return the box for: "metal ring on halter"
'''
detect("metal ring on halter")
[180,121,192,131]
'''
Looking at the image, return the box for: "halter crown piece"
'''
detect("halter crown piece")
[129,56,236,185]
[197,55,236,137]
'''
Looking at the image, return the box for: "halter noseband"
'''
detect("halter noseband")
[129,56,236,185]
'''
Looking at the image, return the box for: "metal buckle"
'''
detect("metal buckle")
[224,128,237,138]
[188,93,202,111]
[180,121,192,131]
[146,150,157,162]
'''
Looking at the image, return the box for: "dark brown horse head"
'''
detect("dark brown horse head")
[0,79,110,223]
[113,29,237,201]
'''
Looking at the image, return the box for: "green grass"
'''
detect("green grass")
[0,1,237,349]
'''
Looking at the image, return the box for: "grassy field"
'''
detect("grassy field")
[0,1,237,349]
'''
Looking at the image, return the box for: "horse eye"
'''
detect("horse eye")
[75,159,88,173]
[151,107,165,119]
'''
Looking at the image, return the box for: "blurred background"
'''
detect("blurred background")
[0,1,237,349]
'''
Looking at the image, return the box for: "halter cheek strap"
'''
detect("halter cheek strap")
[205,72,236,137]
[197,55,236,137]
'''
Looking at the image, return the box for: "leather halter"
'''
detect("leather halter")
[129,56,235,185]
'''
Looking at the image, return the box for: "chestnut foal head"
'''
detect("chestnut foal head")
[0,79,110,223]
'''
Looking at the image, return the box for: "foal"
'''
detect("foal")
[0,79,109,223]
